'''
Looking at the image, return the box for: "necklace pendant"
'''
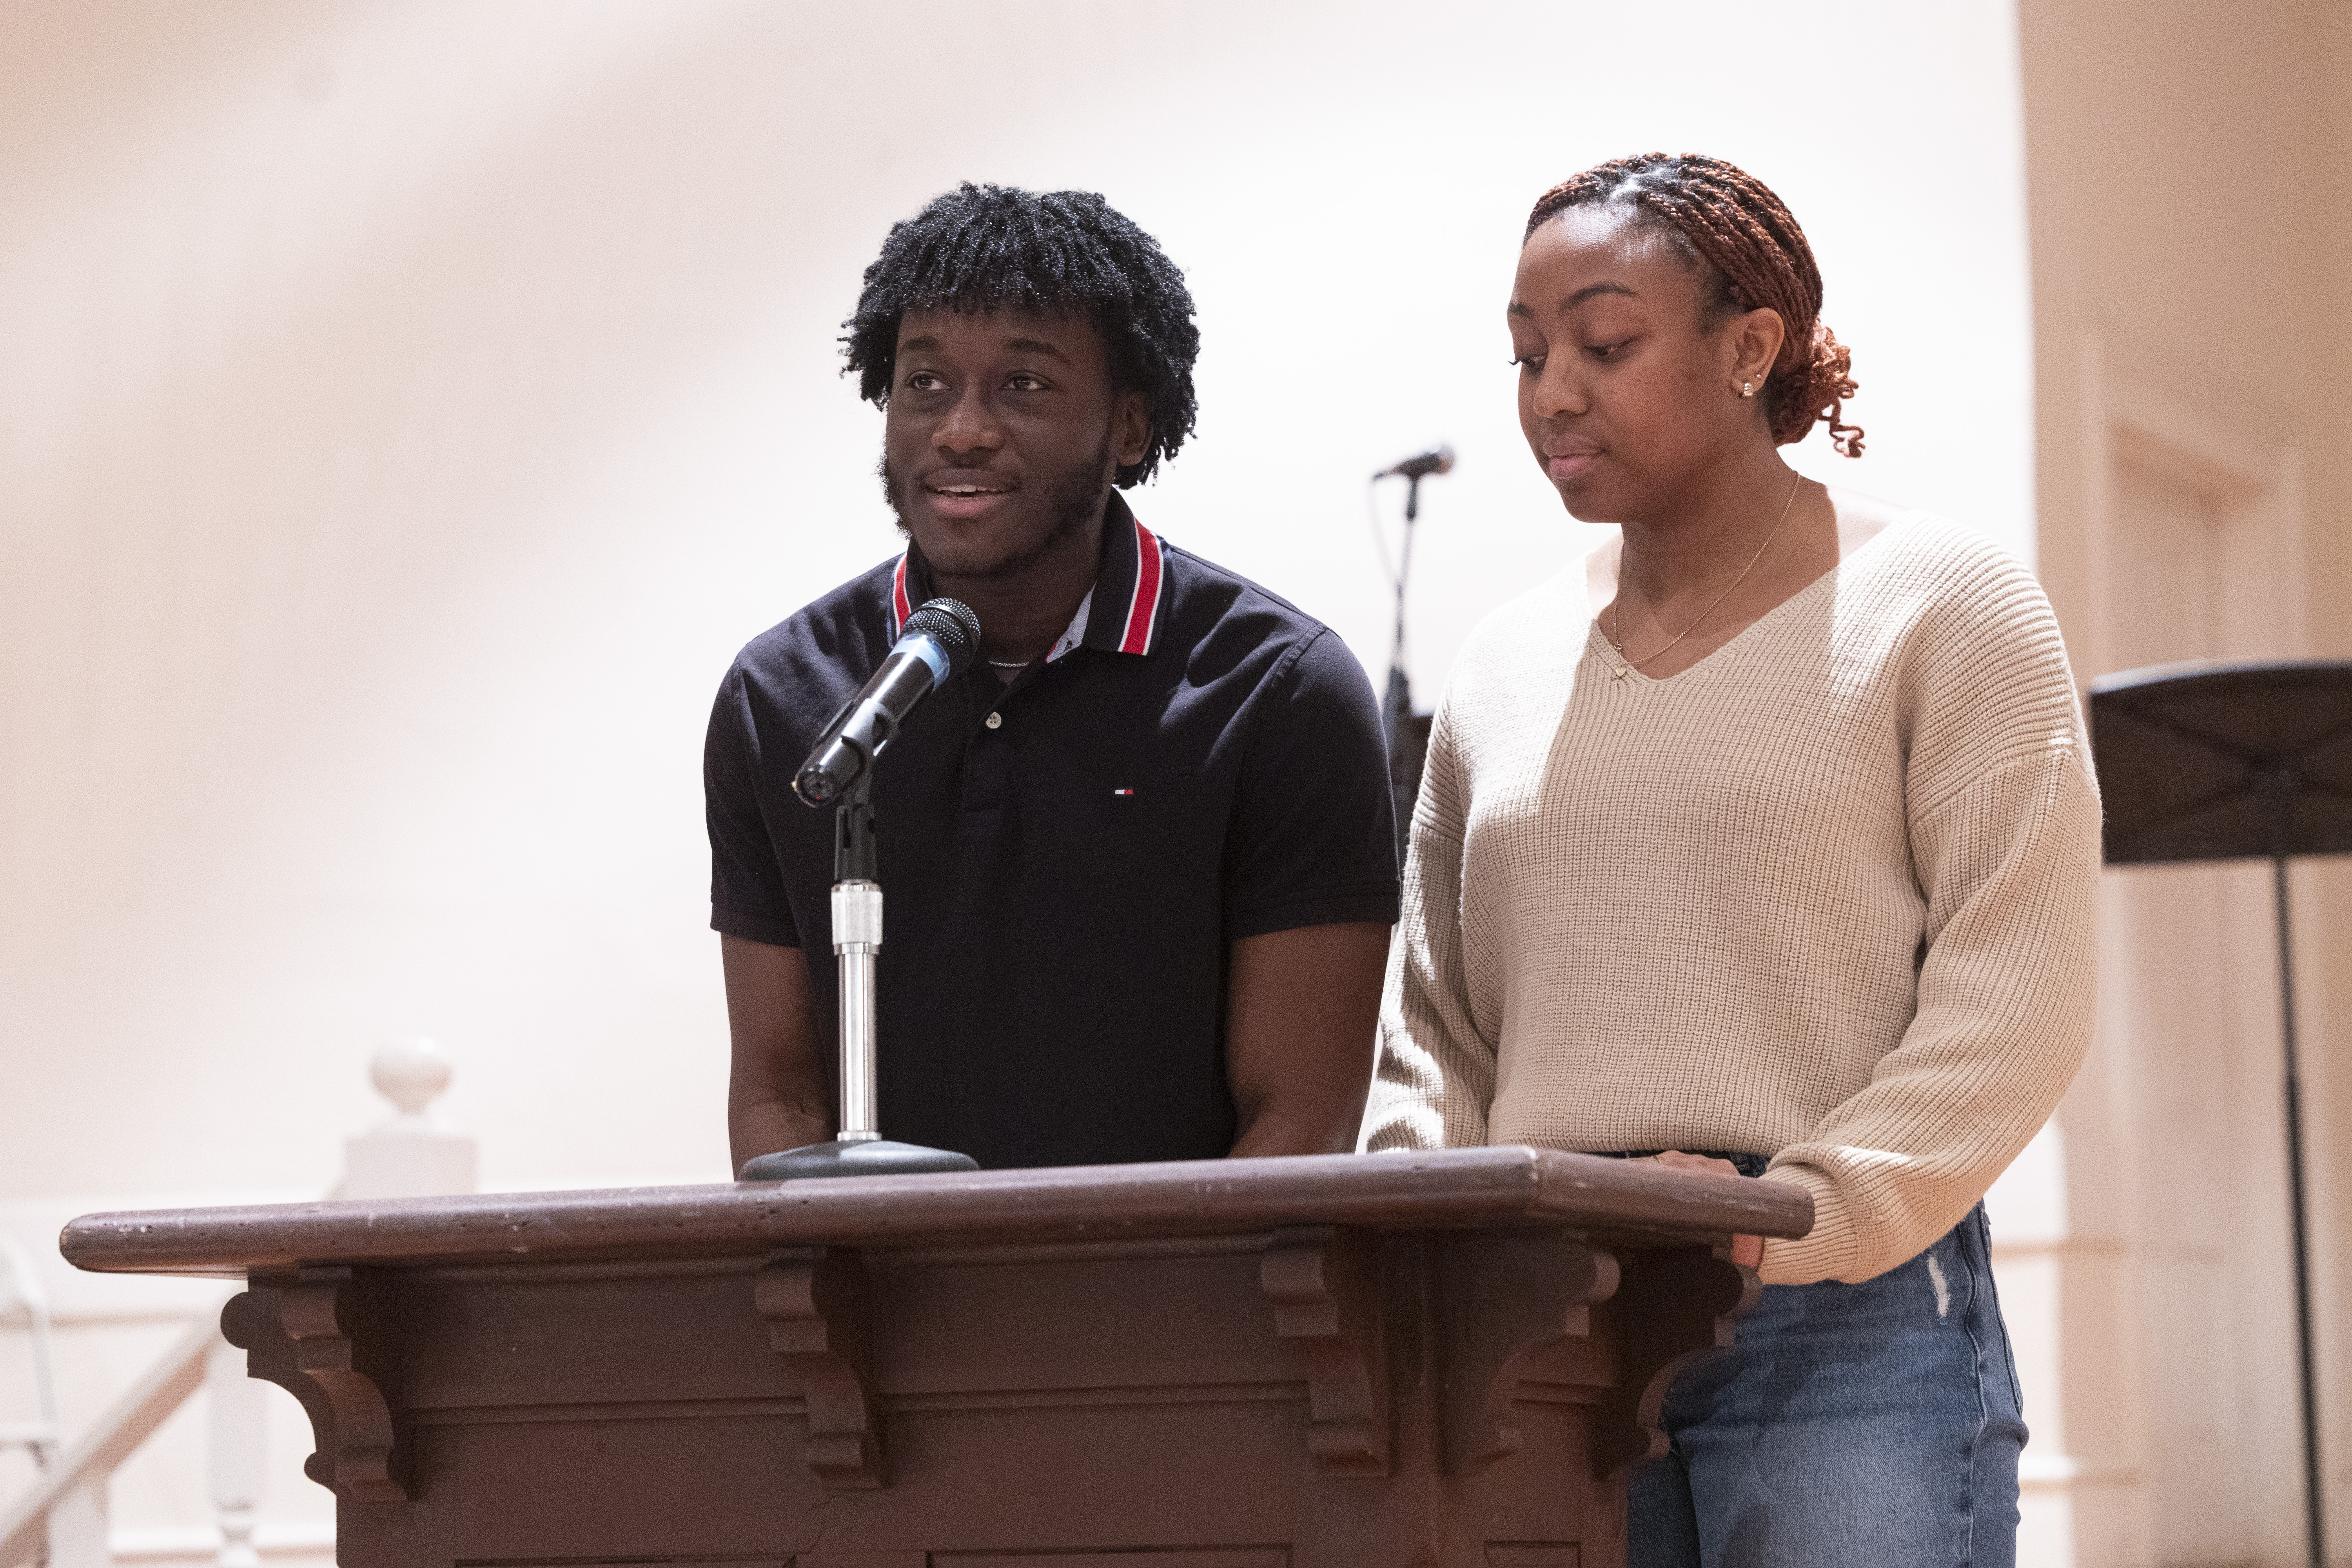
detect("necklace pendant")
[1612,663,1629,681]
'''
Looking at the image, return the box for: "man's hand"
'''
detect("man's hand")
[1225,922,1391,1158]
[722,934,833,1174]
[1646,1151,1765,1270]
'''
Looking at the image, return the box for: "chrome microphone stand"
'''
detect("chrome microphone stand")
[829,776,885,1144]
[737,769,979,1181]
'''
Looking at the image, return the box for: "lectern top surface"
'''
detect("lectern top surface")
[60,1147,1812,1278]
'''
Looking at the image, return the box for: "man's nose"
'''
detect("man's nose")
[936,387,1003,457]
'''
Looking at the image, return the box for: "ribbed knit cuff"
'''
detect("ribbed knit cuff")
[1756,1165,1855,1285]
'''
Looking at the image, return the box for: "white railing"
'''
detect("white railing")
[0,1041,474,1568]
[0,1237,62,1473]
[0,1318,257,1568]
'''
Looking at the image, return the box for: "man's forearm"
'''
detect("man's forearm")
[727,1091,833,1176]
[1228,1098,1364,1158]
[1223,922,1388,1160]
[720,935,830,1175]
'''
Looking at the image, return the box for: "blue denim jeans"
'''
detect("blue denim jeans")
[1626,1203,2027,1568]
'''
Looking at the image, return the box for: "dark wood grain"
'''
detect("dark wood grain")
[60,1147,1810,1277]
[69,1150,1813,1568]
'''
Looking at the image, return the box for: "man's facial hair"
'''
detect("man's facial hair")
[879,430,1113,582]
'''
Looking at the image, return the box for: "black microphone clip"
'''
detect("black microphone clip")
[1374,445,1455,481]
[793,597,982,806]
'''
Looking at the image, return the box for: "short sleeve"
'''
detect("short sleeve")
[704,664,799,947]
[1220,628,1401,940]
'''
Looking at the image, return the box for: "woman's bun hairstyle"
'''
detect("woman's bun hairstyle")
[1526,153,1863,457]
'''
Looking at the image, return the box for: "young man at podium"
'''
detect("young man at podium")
[706,184,1399,1175]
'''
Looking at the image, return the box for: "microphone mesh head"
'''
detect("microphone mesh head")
[903,597,982,676]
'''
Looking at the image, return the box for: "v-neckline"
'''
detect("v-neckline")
[1582,513,1912,688]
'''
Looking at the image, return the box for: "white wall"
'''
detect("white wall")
[0,0,2037,1204]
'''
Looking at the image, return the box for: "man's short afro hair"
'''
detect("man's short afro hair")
[842,183,1201,488]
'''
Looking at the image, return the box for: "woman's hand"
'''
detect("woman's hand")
[1646,1151,1765,1271]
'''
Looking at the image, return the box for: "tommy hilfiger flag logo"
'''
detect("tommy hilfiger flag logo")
[1112,788,1136,797]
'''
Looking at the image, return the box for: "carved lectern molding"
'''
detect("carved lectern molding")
[754,1247,883,1490]
[1436,1231,1619,1477]
[220,1267,407,1502]
[1593,1244,1759,1477]
[1259,1225,1389,1475]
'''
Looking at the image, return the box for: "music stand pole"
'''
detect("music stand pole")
[2269,777,2327,1568]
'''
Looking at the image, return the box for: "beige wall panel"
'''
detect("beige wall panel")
[2020,1,2352,1563]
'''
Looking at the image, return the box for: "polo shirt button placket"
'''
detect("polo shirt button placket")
[985,712,1002,730]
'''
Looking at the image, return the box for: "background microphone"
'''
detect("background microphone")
[1373,444,1454,481]
[794,597,982,806]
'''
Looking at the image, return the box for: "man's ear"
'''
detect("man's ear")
[1112,390,1152,471]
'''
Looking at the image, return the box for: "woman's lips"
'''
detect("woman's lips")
[1546,450,1601,481]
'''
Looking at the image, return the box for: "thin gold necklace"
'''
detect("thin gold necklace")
[1604,473,1804,679]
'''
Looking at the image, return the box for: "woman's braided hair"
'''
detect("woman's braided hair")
[1527,153,1863,457]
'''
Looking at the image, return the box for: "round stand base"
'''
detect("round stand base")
[737,1139,980,1182]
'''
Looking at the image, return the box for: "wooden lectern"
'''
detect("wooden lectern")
[62,1149,1809,1568]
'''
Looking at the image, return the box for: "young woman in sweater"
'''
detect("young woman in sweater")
[1365,153,2101,1567]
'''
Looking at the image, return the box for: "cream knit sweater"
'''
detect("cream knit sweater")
[1366,514,2102,1285]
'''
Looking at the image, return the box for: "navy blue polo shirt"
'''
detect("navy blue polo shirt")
[704,493,1398,1170]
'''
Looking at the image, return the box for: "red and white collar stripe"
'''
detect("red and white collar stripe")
[1116,517,1164,656]
[885,515,1163,655]
[888,554,913,638]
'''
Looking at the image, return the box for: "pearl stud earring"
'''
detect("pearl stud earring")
[1740,381,1755,398]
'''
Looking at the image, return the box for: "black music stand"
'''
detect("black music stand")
[2089,657,2352,1568]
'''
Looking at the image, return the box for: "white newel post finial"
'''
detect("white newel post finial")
[338,1038,479,1200]
[370,1037,452,1117]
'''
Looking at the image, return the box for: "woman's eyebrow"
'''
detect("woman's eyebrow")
[1508,282,1639,319]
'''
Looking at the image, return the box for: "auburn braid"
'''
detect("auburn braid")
[1526,154,1863,457]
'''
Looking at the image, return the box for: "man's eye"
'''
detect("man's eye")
[905,370,945,390]
[1005,373,1046,391]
